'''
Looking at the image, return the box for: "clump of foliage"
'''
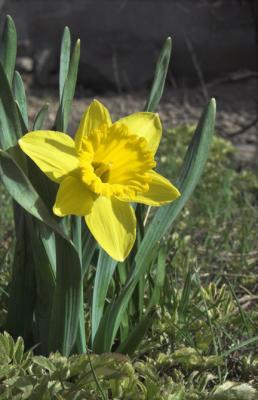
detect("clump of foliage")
[0,331,257,399]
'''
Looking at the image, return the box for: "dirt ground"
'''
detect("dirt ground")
[26,74,258,167]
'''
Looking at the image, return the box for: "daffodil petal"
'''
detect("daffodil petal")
[53,175,94,216]
[75,99,112,152]
[114,112,162,154]
[85,196,136,261]
[117,170,180,206]
[19,131,78,183]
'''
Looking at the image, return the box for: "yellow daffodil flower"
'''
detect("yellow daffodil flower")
[19,100,180,261]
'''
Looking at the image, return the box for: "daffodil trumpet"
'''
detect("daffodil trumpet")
[19,100,180,261]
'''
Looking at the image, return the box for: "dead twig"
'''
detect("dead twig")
[228,117,258,138]
[185,36,209,102]
[206,70,258,89]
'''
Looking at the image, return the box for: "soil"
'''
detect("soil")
[26,74,258,167]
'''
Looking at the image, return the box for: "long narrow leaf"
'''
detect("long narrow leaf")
[117,309,156,355]
[33,104,49,131]
[59,27,71,101]
[49,34,82,355]
[0,63,25,149]
[32,222,56,356]
[91,250,117,344]
[0,15,17,83]
[13,71,28,127]
[40,224,56,275]
[138,98,216,259]
[0,149,64,235]
[15,101,28,134]
[0,149,82,355]
[71,216,87,354]
[82,225,97,277]
[145,37,172,112]
[178,268,193,321]
[55,39,80,132]
[221,335,258,357]
[48,235,82,356]
[6,208,36,348]
[71,216,82,261]
[146,247,166,312]
[73,289,86,354]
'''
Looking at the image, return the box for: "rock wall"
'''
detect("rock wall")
[3,0,257,90]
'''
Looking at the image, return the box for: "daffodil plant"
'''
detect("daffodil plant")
[0,16,216,356]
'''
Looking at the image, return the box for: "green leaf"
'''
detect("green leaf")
[211,381,257,400]
[136,99,216,272]
[13,336,25,364]
[91,250,117,344]
[117,308,156,355]
[73,287,86,355]
[146,247,166,312]
[71,216,82,261]
[93,99,216,352]
[119,308,130,344]
[15,100,28,134]
[71,217,86,355]
[177,268,193,321]
[136,274,145,319]
[32,355,55,372]
[0,63,25,149]
[40,225,56,274]
[33,104,49,131]
[0,15,17,84]
[13,71,28,127]
[221,335,258,357]
[24,149,82,356]
[32,223,56,356]
[0,149,82,356]
[0,149,62,234]
[81,224,96,277]
[6,208,36,348]
[55,39,80,132]
[48,235,82,356]
[59,27,71,102]
[145,37,172,112]
[0,331,15,360]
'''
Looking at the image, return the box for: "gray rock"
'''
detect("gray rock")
[5,0,257,89]
[16,56,33,72]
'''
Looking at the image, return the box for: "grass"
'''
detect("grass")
[0,124,257,398]
[149,125,258,395]
[0,184,13,328]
